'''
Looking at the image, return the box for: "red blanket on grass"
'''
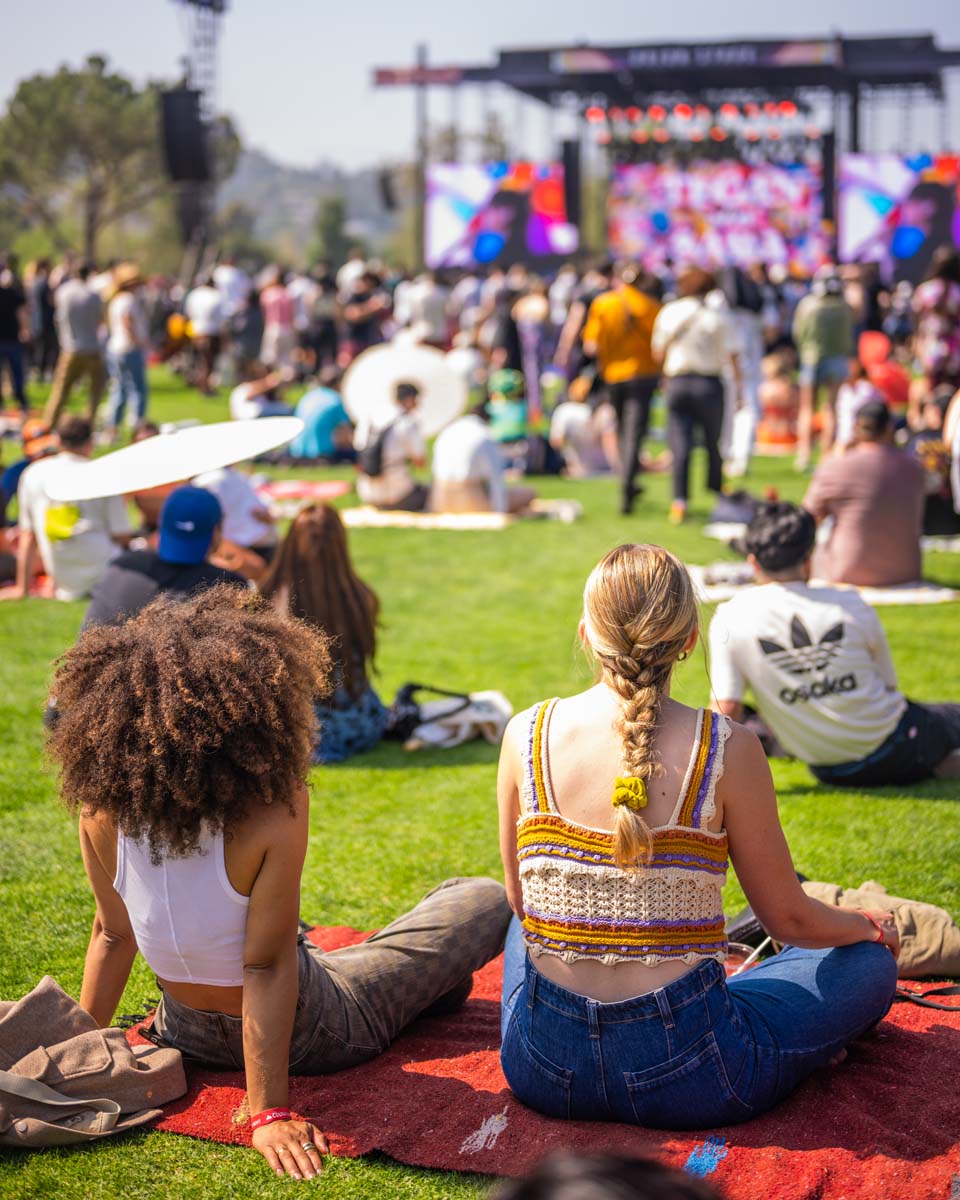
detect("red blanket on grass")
[129,925,960,1198]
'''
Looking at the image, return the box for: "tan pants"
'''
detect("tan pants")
[43,351,106,428]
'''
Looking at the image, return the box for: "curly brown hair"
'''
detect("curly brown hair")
[47,585,333,861]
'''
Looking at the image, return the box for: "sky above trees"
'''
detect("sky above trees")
[3,0,960,169]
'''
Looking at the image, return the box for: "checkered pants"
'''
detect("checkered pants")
[152,877,511,1074]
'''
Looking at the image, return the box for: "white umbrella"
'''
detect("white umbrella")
[341,343,467,438]
[44,417,304,503]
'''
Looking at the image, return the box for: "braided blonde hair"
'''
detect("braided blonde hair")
[583,544,699,868]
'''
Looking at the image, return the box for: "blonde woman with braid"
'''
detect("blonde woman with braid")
[497,544,899,1127]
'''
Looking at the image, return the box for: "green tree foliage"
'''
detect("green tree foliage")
[0,55,241,262]
[307,194,358,267]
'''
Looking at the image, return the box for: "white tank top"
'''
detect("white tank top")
[114,825,250,987]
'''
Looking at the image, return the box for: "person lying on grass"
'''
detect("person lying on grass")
[498,543,899,1129]
[48,585,511,1181]
[709,501,960,787]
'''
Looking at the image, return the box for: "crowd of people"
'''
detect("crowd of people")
[3,236,960,1184]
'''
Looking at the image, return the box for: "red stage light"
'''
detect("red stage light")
[719,102,739,119]
[744,102,760,118]
[674,103,693,120]
[779,100,798,117]
[689,129,705,142]
[585,106,606,124]
[625,106,642,122]
[648,104,667,122]
[763,101,778,117]
[608,106,624,121]
[653,127,670,142]
[710,126,727,141]
[632,129,649,143]
[695,104,712,121]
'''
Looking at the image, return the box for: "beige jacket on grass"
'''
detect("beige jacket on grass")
[0,976,185,1148]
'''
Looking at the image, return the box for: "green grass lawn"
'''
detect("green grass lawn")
[1,370,959,1198]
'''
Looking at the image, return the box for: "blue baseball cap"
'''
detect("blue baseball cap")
[158,486,223,565]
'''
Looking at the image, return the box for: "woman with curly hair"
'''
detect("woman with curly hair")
[259,503,386,763]
[497,544,899,1128]
[49,586,511,1181]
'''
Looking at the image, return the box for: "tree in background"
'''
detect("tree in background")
[0,55,240,263]
[307,195,357,267]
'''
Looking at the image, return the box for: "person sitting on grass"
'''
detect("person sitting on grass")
[709,502,960,786]
[259,503,388,762]
[803,400,925,588]
[49,585,511,1182]
[81,485,245,630]
[498,543,898,1129]
[430,403,536,515]
[355,380,428,512]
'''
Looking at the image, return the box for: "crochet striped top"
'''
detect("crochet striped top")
[516,698,730,967]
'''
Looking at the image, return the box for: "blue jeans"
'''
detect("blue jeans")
[107,348,148,429]
[500,916,896,1128]
[812,700,960,787]
[0,341,26,409]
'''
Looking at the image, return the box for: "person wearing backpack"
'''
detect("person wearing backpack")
[355,380,429,511]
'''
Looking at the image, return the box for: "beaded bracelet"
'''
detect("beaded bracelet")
[250,1107,292,1131]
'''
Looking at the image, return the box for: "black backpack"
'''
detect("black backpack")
[357,420,396,478]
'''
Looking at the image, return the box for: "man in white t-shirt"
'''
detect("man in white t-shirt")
[14,416,131,600]
[212,257,252,319]
[355,382,428,511]
[709,501,960,786]
[184,275,225,395]
[430,403,535,514]
[192,465,278,558]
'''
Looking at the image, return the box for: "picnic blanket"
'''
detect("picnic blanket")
[688,562,958,606]
[129,925,960,1198]
[342,499,582,530]
[254,478,351,519]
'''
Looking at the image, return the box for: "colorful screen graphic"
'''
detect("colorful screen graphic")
[608,160,827,274]
[425,162,580,269]
[838,154,960,283]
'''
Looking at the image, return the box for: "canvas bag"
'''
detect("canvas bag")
[0,976,186,1148]
[801,880,960,979]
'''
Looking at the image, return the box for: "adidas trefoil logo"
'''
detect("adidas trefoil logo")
[759,616,844,676]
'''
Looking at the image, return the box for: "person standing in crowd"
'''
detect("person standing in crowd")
[803,400,925,587]
[401,270,449,348]
[48,584,511,1182]
[227,286,265,379]
[183,273,225,396]
[513,279,552,422]
[582,264,662,515]
[719,266,765,478]
[651,267,741,525]
[431,402,535,514]
[792,268,855,470]
[103,264,150,442]
[306,263,339,371]
[44,262,107,428]
[213,254,252,320]
[28,259,58,383]
[336,245,367,298]
[260,504,389,762]
[834,359,883,450]
[498,542,898,1129]
[710,502,960,785]
[260,269,297,370]
[912,246,960,396]
[81,486,244,630]
[14,416,131,600]
[355,381,428,511]
[0,258,29,411]
[340,271,390,365]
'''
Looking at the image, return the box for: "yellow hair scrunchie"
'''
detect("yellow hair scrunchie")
[612,776,648,811]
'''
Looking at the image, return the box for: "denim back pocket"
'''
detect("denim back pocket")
[624,1031,752,1129]
[500,1009,573,1120]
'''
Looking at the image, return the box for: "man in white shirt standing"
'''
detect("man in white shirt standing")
[431,403,535,514]
[14,416,131,600]
[103,264,150,441]
[183,274,225,395]
[355,382,428,511]
[212,256,252,319]
[709,501,960,786]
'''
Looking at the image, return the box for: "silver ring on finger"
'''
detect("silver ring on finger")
[302,1142,318,1153]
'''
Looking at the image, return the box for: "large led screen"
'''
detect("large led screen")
[426,162,580,269]
[838,153,960,283]
[608,160,827,274]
